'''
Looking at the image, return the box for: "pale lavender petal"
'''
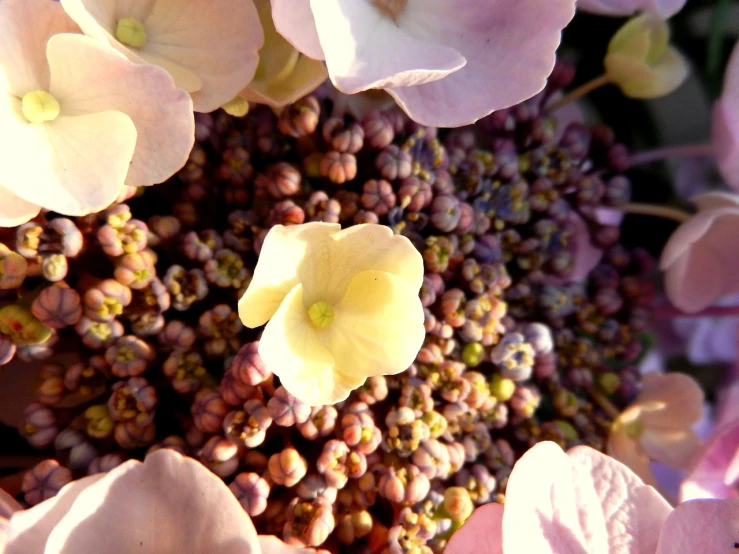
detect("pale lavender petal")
[680,419,739,501]
[655,498,739,553]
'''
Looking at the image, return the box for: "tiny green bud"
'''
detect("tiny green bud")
[308,301,334,328]
[489,374,516,402]
[116,17,147,48]
[462,342,485,367]
[21,91,60,124]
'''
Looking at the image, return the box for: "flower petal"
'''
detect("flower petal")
[310,0,465,94]
[680,420,739,501]
[577,0,687,17]
[258,534,313,554]
[607,427,656,485]
[0,0,79,97]
[136,51,202,93]
[0,185,40,227]
[330,270,425,379]
[270,0,324,61]
[502,441,602,553]
[639,428,701,469]
[44,450,260,554]
[636,372,704,430]
[655,498,739,554]
[386,0,575,127]
[239,223,339,328]
[0,102,135,216]
[0,490,21,519]
[47,33,194,187]
[445,503,503,554]
[257,283,364,406]
[5,474,105,554]
[243,56,327,108]
[302,224,423,306]
[567,445,672,554]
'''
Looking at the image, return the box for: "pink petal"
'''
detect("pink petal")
[44,450,260,554]
[5,474,105,554]
[0,490,21,519]
[0,0,79,96]
[567,446,672,554]
[577,0,687,17]
[386,0,576,126]
[502,441,601,553]
[270,0,324,61]
[258,535,313,554]
[681,420,739,501]
[714,41,739,190]
[639,428,701,469]
[0,185,40,227]
[311,0,466,94]
[607,427,656,486]
[690,192,739,211]
[568,211,604,282]
[0,102,135,217]
[655,498,739,553]
[637,372,704,430]
[47,33,194,187]
[444,503,503,554]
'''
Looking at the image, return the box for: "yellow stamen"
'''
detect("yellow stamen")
[21,91,60,124]
[308,301,334,328]
[116,18,147,48]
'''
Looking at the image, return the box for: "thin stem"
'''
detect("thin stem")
[619,202,692,223]
[653,304,739,318]
[629,143,714,166]
[588,388,621,420]
[544,74,612,114]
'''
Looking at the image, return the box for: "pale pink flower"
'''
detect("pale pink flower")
[60,0,264,113]
[270,0,576,127]
[577,0,686,17]
[713,40,739,191]
[445,441,672,553]
[0,0,194,226]
[608,371,704,484]
[660,192,739,313]
[1,449,309,554]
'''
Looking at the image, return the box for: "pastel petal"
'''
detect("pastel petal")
[47,33,194,187]
[714,99,739,191]
[5,474,105,554]
[44,450,260,554]
[568,211,604,282]
[639,428,701,469]
[310,0,465,94]
[636,372,704,429]
[445,503,504,554]
[0,0,79,97]
[0,490,21,519]
[302,224,423,307]
[655,498,739,554]
[0,185,40,227]
[659,211,715,270]
[238,223,338,328]
[136,51,202,93]
[0,103,135,216]
[386,0,576,127]
[577,0,687,17]
[604,49,689,99]
[142,0,263,112]
[258,534,313,554]
[243,56,327,108]
[257,284,364,406]
[681,420,739,501]
[270,0,324,60]
[567,446,672,554]
[330,270,425,379]
[0,517,7,552]
[607,427,656,485]
[690,192,739,211]
[502,441,602,553]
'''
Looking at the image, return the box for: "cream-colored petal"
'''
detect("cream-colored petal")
[0,98,134,216]
[0,0,79,96]
[329,270,425,379]
[47,33,194,187]
[0,185,40,227]
[284,366,364,406]
[140,0,263,112]
[607,428,656,485]
[639,428,701,469]
[243,56,327,109]
[239,223,338,328]
[301,224,423,307]
[137,51,202,93]
[255,0,301,85]
[636,372,704,430]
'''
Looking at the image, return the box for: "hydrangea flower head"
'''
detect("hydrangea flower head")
[270,0,576,127]
[1,449,309,554]
[238,223,424,406]
[240,0,327,109]
[59,0,264,112]
[604,13,688,99]
[660,192,739,313]
[607,372,704,484]
[0,0,193,226]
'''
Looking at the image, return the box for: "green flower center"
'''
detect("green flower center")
[21,91,60,124]
[116,17,147,48]
[308,301,334,328]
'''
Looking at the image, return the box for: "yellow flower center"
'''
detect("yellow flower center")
[222,96,250,118]
[373,0,407,19]
[116,17,147,48]
[21,91,60,124]
[308,301,334,328]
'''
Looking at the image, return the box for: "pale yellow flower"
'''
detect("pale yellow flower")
[607,372,703,484]
[604,13,688,99]
[238,223,424,406]
[239,0,327,109]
